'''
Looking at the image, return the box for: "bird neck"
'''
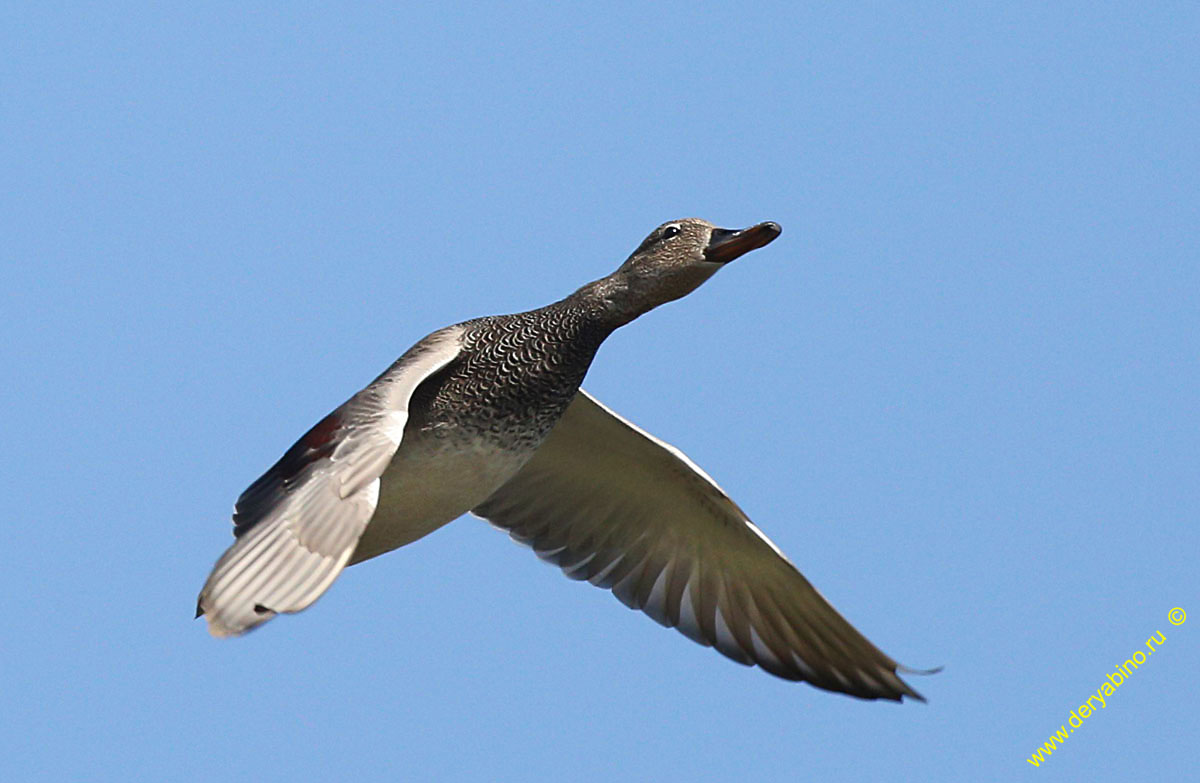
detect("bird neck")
[563,271,658,330]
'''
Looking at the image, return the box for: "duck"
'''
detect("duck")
[197,217,929,702]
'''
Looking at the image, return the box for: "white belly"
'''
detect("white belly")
[349,429,532,564]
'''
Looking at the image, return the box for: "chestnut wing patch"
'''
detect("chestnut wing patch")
[233,410,345,539]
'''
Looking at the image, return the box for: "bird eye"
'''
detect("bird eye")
[662,225,681,239]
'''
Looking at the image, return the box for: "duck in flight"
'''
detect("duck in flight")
[197,218,929,702]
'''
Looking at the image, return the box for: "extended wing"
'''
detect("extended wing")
[196,327,463,637]
[474,390,924,701]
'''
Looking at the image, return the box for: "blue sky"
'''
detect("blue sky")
[3,3,1196,780]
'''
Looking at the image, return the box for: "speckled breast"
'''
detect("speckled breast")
[349,307,613,565]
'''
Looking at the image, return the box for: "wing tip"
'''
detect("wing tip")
[819,674,926,703]
[891,661,943,703]
[864,661,936,703]
[779,665,929,703]
[205,618,242,639]
[895,681,927,704]
[197,603,277,638]
[195,580,281,638]
[899,662,945,676]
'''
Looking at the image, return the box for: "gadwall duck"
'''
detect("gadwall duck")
[197,218,927,701]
